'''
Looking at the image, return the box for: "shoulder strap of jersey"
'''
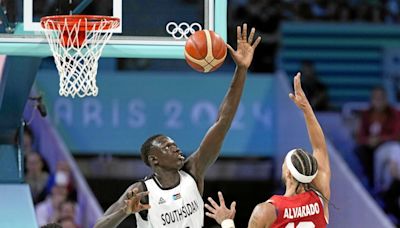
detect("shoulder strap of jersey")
[266,195,279,217]
[266,195,280,205]
[180,167,198,182]
[308,189,325,208]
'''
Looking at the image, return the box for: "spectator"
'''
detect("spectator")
[58,200,81,227]
[299,60,330,111]
[45,161,76,201]
[36,185,68,226]
[385,0,400,23]
[244,0,392,23]
[355,87,400,187]
[58,217,79,228]
[14,125,35,155]
[25,152,50,204]
[374,142,400,193]
[382,161,400,222]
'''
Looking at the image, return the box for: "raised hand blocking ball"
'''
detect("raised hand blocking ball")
[184,30,227,73]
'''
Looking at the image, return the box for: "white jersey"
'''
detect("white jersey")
[135,170,204,228]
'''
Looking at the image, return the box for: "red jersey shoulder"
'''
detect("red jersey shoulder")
[267,191,326,228]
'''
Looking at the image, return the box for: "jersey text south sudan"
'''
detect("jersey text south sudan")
[161,200,200,225]
[135,171,204,228]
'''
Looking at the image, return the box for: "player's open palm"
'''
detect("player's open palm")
[205,192,236,224]
[289,73,312,111]
[228,23,261,69]
[123,188,150,214]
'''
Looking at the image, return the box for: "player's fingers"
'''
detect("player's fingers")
[205,212,216,220]
[218,191,226,207]
[294,72,301,89]
[124,200,132,213]
[137,191,149,198]
[140,203,151,210]
[294,73,304,95]
[205,203,216,213]
[237,26,241,41]
[242,23,248,40]
[289,93,295,101]
[252,36,262,49]
[127,189,136,199]
[230,201,236,211]
[248,27,255,43]
[208,197,219,208]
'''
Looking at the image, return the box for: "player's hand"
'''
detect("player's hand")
[123,188,150,214]
[228,23,261,69]
[289,73,312,111]
[205,191,236,224]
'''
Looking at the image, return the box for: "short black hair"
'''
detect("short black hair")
[140,134,164,166]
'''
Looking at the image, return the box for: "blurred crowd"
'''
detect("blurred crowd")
[16,127,80,228]
[352,87,400,223]
[233,0,400,23]
[282,0,400,23]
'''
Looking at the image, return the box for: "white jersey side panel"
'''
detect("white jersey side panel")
[135,170,204,228]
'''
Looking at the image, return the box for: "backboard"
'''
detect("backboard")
[0,0,227,58]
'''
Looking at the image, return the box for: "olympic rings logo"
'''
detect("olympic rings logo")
[166,22,202,40]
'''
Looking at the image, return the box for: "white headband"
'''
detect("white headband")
[285,149,318,183]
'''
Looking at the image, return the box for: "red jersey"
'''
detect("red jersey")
[267,191,327,228]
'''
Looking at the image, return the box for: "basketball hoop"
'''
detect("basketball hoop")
[41,15,120,98]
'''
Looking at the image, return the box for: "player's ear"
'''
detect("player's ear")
[285,168,292,181]
[148,155,159,165]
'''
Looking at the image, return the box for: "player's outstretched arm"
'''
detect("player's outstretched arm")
[94,183,150,228]
[289,73,331,215]
[185,24,261,190]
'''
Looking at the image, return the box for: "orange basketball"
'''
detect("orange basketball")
[184,30,227,73]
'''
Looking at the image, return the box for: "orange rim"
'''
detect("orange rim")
[40,15,120,31]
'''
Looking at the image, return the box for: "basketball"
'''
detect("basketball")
[184,30,227,73]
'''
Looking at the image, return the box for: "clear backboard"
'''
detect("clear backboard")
[0,0,227,58]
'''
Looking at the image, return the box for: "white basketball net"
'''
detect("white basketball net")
[42,17,119,98]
